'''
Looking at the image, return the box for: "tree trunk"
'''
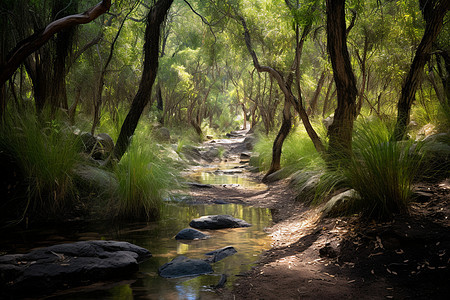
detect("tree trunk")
[113,0,173,161]
[0,0,111,118]
[326,0,358,159]
[263,100,292,181]
[393,0,449,141]
[355,36,368,117]
[240,16,325,153]
[307,70,326,117]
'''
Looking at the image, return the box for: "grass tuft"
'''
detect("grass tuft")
[113,129,181,221]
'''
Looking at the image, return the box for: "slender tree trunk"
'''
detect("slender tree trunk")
[113,0,174,161]
[326,0,358,159]
[307,70,326,117]
[393,0,449,141]
[355,36,368,117]
[263,100,292,181]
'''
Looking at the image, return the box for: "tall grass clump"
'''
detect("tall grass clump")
[344,119,424,219]
[113,130,181,221]
[0,110,82,221]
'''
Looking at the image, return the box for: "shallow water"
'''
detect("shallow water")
[3,202,272,299]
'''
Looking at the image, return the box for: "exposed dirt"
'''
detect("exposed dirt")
[188,131,450,300]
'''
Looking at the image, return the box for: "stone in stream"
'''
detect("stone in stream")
[175,228,210,240]
[205,246,237,263]
[158,256,213,278]
[0,240,151,298]
[189,215,251,230]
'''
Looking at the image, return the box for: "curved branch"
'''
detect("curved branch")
[0,0,111,87]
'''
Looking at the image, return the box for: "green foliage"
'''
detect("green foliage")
[113,127,181,221]
[0,109,83,220]
[343,120,425,219]
[253,126,324,174]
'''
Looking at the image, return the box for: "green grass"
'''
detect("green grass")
[113,127,181,221]
[252,126,324,176]
[343,119,425,219]
[0,109,83,221]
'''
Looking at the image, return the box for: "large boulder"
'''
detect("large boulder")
[0,240,151,298]
[175,228,210,240]
[158,256,213,278]
[72,164,118,198]
[189,215,251,230]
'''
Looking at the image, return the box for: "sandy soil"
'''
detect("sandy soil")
[188,131,450,300]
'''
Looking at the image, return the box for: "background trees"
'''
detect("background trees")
[0,0,448,160]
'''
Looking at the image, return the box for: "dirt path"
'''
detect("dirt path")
[187,131,450,300]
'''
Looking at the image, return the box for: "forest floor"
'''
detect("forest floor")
[188,130,450,300]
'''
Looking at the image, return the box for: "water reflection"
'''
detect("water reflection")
[10,203,272,299]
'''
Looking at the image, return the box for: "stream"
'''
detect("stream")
[2,152,273,299]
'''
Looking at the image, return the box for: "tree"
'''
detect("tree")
[113,0,174,161]
[326,0,358,159]
[0,0,112,117]
[393,0,450,140]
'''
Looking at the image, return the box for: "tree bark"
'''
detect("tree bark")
[0,0,111,117]
[113,0,173,161]
[263,100,292,181]
[240,16,325,153]
[307,70,326,117]
[393,0,449,141]
[326,0,358,159]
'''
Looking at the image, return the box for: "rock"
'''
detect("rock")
[79,132,97,153]
[201,147,220,162]
[96,133,115,153]
[243,135,256,150]
[154,127,171,142]
[158,256,213,278]
[322,115,334,130]
[0,240,151,297]
[291,172,322,203]
[322,189,360,217]
[187,182,213,188]
[73,164,118,197]
[264,168,287,183]
[189,215,251,230]
[175,228,210,240]
[205,246,237,263]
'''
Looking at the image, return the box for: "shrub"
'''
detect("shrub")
[113,130,181,221]
[0,110,83,222]
[344,120,424,219]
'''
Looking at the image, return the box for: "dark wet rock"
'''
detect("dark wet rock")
[187,182,213,188]
[189,215,251,230]
[0,240,151,297]
[213,199,229,204]
[205,246,237,263]
[158,256,213,278]
[175,228,210,240]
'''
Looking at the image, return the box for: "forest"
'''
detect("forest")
[0,0,449,299]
